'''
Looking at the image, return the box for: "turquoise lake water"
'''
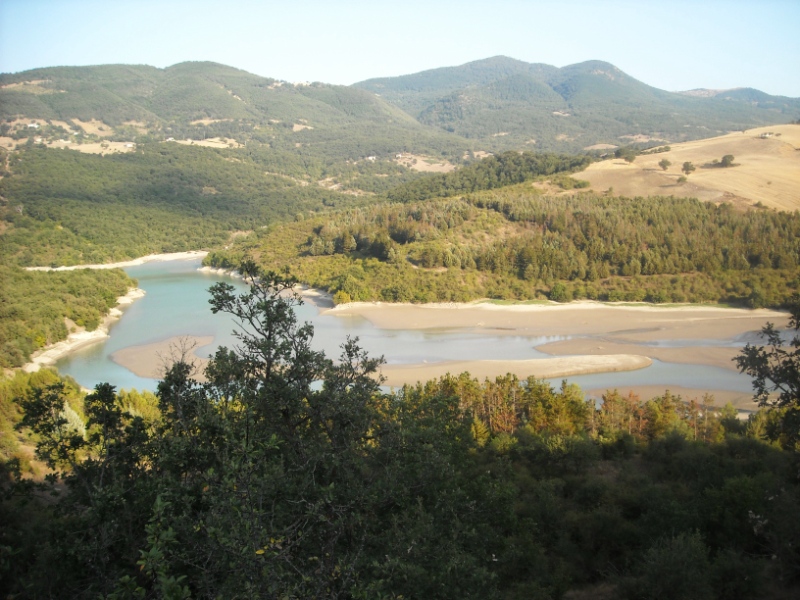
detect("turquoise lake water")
[54,258,756,396]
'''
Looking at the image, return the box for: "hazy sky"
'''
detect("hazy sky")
[1,0,799,96]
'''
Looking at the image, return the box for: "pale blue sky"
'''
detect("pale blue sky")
[1,0,798,96]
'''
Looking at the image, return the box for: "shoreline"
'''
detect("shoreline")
[24,250,209,272]
[20,251,212,374]
[22,287,146,373]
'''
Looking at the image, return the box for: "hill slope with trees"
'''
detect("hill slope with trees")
[355,56,800,152]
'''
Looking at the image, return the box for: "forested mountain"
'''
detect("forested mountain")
[3,58,798,157]
[355,56,800,152]
[0,61,468,160]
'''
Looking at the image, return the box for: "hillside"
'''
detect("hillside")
[0,61,469,162]
[576,124,800,211]
[355,56,800,153]
[3,58,799,161]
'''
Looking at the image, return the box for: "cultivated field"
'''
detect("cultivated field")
[577,125,800,211]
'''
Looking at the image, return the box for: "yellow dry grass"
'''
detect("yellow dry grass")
[173,137,242,149]
[190,118,232,125]
[0,80,61,94]
[395,153,456,173]
[73,119,114,137]
[66,141,135,154]
[577,125,800,211]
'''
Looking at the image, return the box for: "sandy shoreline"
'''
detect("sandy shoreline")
[24,250,209,271]
[23,288,146,373]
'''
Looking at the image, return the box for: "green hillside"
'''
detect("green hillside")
[0,62,470,161]
[355,56,800,152]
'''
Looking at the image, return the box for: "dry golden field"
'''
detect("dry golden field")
[577,125,800,211]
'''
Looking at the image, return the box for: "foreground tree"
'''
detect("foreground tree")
[658,158,671,171]
[8,261,508,599]
[735,296,800,449]
[682,161,696,176]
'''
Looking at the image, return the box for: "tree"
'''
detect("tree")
[658,158,671,171]
[735,295,800,448]
[615,147,637,163]
[10,261,507,598]
[682,161,696,176]
[721,154,735,168]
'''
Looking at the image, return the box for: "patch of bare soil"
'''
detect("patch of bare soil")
[395,153,456,173]
[174,137,242,149]
[0,80,61,94]
[66,141,136,154]
[190,118,232,125]
[73,119,114,137]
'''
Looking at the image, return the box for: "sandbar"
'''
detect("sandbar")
[111,335,214,380]
[325,301,787,340]
[326,300,787,397]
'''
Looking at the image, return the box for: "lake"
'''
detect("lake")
[55,258,756,397]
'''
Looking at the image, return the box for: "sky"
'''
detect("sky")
[1,0,799,97]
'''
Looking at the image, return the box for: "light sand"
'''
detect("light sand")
[379,355,652,387]
[325,301,787,340]
[111,335,213,379]
[23,288,146,373]
[25,251,208,271]
[326,300,787,394]
[537,339,741,372]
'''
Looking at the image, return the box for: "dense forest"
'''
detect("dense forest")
[1,269,798,599]
[207,191,800,307]
[385,151,592,202]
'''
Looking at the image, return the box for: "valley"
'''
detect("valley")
[2,52,800,600]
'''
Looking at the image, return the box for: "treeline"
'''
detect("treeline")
[386,150,592,202]
[210,192,800,307]
[0,265,134,368]
[2,273,798,598]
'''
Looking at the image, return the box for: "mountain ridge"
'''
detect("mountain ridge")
[1,57,798,155]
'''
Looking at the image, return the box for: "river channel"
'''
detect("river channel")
[55,258,757,398]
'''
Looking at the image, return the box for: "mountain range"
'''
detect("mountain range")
[2,56,798,155]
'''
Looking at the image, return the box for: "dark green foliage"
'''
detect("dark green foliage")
[0,145,348,266]
[231,192,800,308]
[387,150,592,202]
[2,268,510,598]
[735,297,800,449]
